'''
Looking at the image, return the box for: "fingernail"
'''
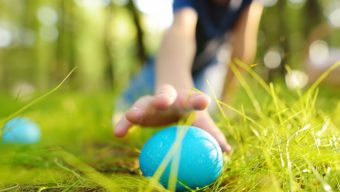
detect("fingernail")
[157,93,173,100]
[131,107,140,111]
[157,93,168,98]
[129,107,141,116]
[193,94,210,102]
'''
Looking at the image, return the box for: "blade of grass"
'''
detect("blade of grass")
[305,159,333,192]
[229,62,263,115]
[234,59,271,95]
[306,61,340,95]
[55,149,120,192]
[0,68,77,137]
[285,124,311,192]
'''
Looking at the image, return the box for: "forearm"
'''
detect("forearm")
[156,29,196,90]
[156,8,197,91]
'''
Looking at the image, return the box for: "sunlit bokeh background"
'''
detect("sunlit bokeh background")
[0,0,340,98]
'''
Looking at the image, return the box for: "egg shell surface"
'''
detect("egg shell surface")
[139,125,223,191]
[2,117,41,144]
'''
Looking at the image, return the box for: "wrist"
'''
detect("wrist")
[156,75,194,91]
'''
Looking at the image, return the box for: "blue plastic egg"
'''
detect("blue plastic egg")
[2,117,41,144]
[139,125,223,191]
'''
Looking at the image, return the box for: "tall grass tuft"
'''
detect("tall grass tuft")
[207,60,340,192]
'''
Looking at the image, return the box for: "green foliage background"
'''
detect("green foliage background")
[0,0,339,93]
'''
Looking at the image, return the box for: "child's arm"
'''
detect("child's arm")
[156,8,197,90]
[221,1,264,103]
[114,8,231,152]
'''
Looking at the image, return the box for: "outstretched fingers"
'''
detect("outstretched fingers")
[115,95,155,136]
[152,84,177,110]
[176,90,211,111]
[125,96,154,124]
[114,85,215,137]
[152,85,211,114]
[114,116,134,137]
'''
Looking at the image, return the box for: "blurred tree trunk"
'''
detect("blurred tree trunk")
[74,3,107,91]
[261,2,287,80]
[277,0,288,75]
[285,1,305,68]
[110,6,139,91]
[303,0,323,61]
[34,0,58,90]
[127,0,146,65]
[1,0,41,90]
[0,3,2,90]
[55,0,76,86]
[304,0,323,34]
[104,3,115,89]
[0,53,3,90]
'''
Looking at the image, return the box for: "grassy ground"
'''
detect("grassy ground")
[0,65,339,191]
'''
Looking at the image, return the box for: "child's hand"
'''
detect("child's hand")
[114,84,232,153]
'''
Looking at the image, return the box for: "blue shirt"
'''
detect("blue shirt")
[173,0,253,69]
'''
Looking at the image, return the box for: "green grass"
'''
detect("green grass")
[0,63,339,192]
